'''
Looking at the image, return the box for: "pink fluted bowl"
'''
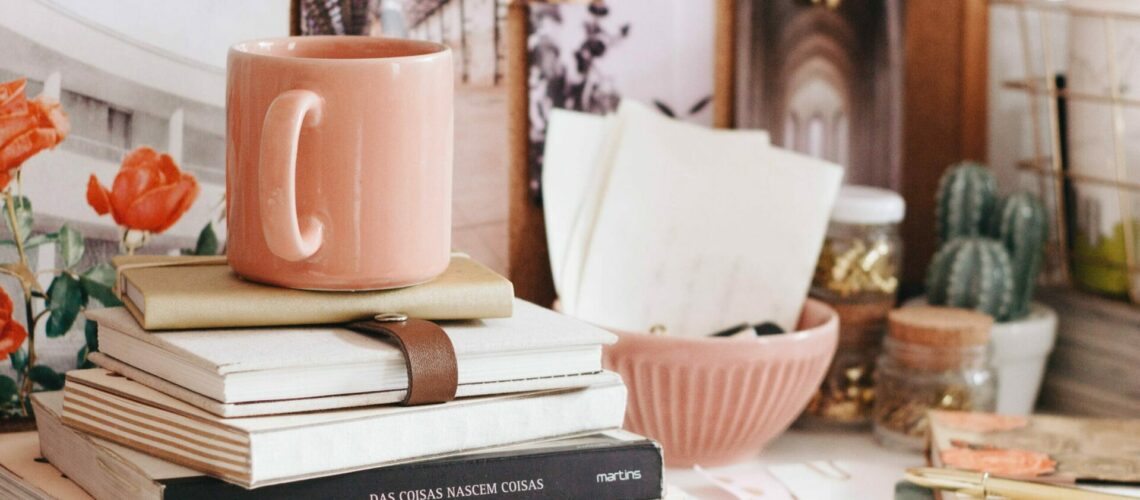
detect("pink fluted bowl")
[601,299,838,467]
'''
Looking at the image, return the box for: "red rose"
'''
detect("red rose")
[0,78,70,189]
[87,147,199,233]
[0,287,27,356]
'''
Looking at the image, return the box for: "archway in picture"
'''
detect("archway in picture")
[784,57,849,165]
[772,6,860,175]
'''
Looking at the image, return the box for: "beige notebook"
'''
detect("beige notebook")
[114,253,514,330]
[61,369,627,489]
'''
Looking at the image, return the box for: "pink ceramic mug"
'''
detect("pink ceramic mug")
[227,37,453,290]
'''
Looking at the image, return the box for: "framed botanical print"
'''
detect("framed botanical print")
[507,0,736,304]
[519,0,731,204]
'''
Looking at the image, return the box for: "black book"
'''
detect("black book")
[33,392,662,500]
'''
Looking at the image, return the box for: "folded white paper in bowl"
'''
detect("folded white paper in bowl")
[542,100,839,336]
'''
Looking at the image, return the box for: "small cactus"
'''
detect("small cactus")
[936,162,998,243]
[989,192,1047,319]
[926,237,1015,321]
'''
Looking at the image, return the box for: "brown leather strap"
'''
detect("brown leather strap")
[346,317,458,405]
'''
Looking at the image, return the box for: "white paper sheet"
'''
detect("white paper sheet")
[542,110,612,305]
[569,101,840,335]
[767,461,904,500]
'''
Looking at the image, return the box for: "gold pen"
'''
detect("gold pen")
[905,468,1133,500]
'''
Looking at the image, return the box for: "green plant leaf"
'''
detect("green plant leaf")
[84,319,98,351]
[0,233,55,249]
[28,365,64,390]
[0,375,17,404]
[23,232,57,251]
[76,345,94,369]
[47,274,85,337]
[80,263,120,307]
[3,195,33,245]
[8,349,27,373]
[58,225,85,268]
[194,223,219,255]
[81,263,116,288]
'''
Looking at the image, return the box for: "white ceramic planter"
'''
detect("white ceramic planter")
[904,299,1058,415]
[989,303,1058,415]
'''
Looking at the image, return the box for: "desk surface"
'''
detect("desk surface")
[666,428,923,499]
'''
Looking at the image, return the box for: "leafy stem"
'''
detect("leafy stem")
[4,190,27,266]
[2,189,36,416]
[121,228,150,256]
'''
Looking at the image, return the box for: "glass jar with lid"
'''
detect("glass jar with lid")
[801,186,904,427]
[872,307,997,451]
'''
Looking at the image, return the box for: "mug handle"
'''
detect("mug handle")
[259,89,324,261]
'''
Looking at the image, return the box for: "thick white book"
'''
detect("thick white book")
[61,369,627,489]
[36,392,657,500]
[87,351,615,418]
[84,299,615,414]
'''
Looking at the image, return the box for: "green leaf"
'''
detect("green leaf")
[58,225,85,268]
[0,375,16,404]
[8,349,27,373]
[46,274,85,337]
[84,319,98,351]
[3,196,33,245]
[194,223,219,255]
[81,263,121,307]
[76,346,93,369]
[24,232,57,251]
[28,365,64,390]
[81,263,116,288]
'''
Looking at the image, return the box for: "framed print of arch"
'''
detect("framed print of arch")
[736,0,989,288]
[740,0,896,188]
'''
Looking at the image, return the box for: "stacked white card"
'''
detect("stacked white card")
[542,101,844,336]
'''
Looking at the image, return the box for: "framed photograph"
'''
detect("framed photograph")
[737,0,903,189]
[520,0,727,203]
[734,0,986,288]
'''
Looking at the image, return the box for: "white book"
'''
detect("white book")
[87,351,615,418]
[61,369,627,489]
[84,299,615,413]
[35,392,656,500]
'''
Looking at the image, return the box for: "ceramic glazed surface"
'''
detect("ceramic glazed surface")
[227,36,453,290]
[602,299,839,467]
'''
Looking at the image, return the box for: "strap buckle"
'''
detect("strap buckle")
[347,314,458,406]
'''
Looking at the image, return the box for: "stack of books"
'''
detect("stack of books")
[18,254,663,499]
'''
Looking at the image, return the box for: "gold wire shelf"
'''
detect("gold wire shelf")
[992,0,1140,302]
[991,0,1140,22]
[1002,79,1140,109]
[1015,157,1140,193]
